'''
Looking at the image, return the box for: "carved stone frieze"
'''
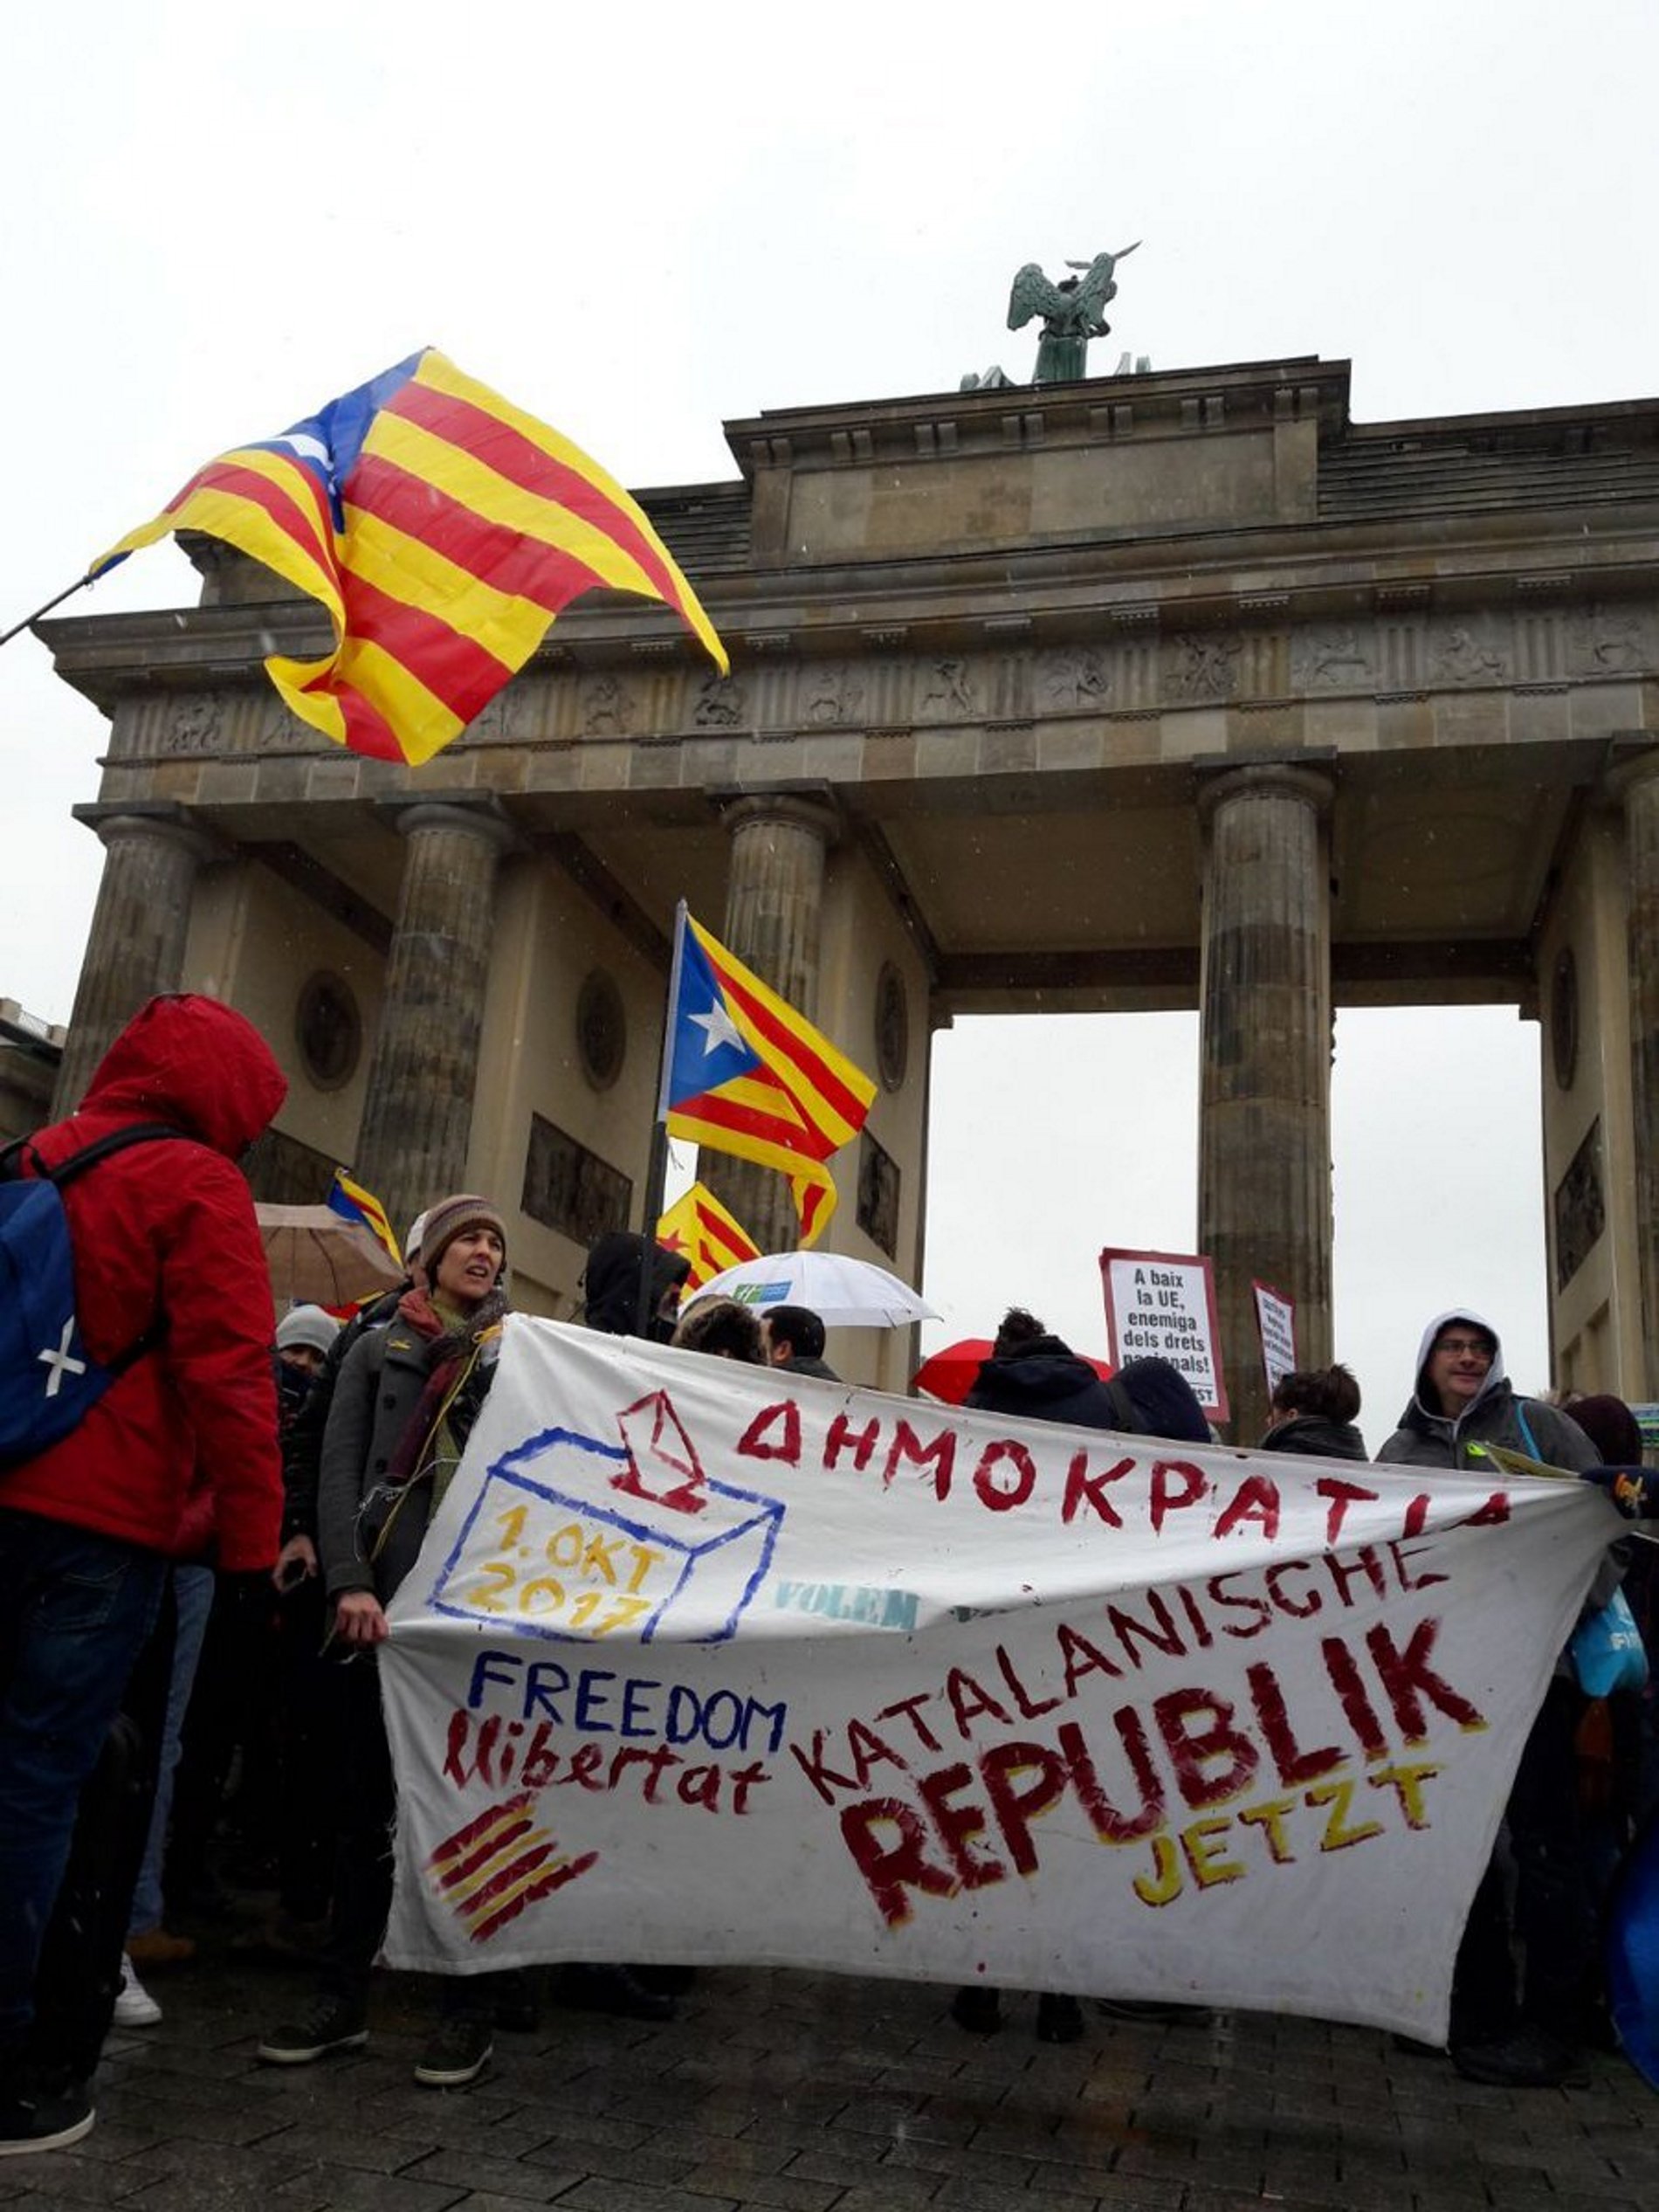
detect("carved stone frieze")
[469,679,534,743]
[916,658,981,719]
[692,673,747,727]
[1291,624,1378,692]
[1164,631,1242,703]
[1429,617,1508,685]
[576,674,634,736]
[1566,601,1659,677]
[1038,647,1112,711]
[802,663,864,727]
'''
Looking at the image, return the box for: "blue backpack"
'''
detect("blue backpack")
[0,1122,185,1466]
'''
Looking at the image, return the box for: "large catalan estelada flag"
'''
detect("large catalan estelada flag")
[90,350,727,767]
[658,906,876,1247]
[656,1181,761,1293]
[327,1168,402,1266]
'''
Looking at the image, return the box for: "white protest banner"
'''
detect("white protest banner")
[1253,1279,1298,1401]
[379,1317,1618,2041]
[1099,1246,1228,1419]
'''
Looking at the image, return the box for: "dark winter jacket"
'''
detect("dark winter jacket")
[582,1231,691,1340]
[967,1334,1124,1430]
[967,1339,1209,1444]
[1258,1414,1369,1463]
[280,1283,406,1542]
[3,994,286,1569]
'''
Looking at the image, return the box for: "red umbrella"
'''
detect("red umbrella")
[912,1337,1115,1406]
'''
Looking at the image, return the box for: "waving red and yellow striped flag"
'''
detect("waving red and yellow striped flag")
[92,350,726,766]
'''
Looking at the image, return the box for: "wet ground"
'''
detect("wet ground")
[5,1933,1658,2212]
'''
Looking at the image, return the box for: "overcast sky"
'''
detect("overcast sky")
[5,1,1655,1433]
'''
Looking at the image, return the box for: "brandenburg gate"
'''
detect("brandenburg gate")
[38,355,1659,1436]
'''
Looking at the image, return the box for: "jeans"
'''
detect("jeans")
[127,1563,214,1938]
[0,1508,165,2046]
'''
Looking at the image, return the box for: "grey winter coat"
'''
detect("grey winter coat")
[1377,1309,1621,1644]
[318,1319,451,1606]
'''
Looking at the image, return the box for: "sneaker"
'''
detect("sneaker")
[1036,1993,1084,2044]
[414,2016,492,2088]
[257,1995,368,2065]
[126,1928,196,1968]
[949,1985,1002,2035]
[113,1958,162,2029]
[0,2076,94,2156]
[1450,2024,1575,2088]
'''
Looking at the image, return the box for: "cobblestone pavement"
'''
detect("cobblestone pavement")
[3,1946,1657,2212]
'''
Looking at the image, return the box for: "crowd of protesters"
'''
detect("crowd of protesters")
[3,999,1659,2154]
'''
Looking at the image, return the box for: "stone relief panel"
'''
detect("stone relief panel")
[467,679,534,744]
[1163,631,1242,703]
[1039,647,1112,711]
[917,658,982,719]
[576,674,635,735]
[1566,602,1659,677]
[1291,624,1379,693]
[692,672,747,727]
[801,663,864,726]
[1429,617,1508,686]
[1553,1116,1605,1292]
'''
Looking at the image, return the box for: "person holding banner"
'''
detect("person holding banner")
[1380,1310,1607,2087]
[259,1195,514,2088]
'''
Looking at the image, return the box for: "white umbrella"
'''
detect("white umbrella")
[256,1203,403,1307]
[692,1250,940,1328]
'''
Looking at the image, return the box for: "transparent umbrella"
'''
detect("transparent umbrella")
[692,1250,940,1328]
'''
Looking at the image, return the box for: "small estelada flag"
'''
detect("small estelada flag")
[658,905,876,1247]
[657,1181,761,1293]
[327,1168,401,1266]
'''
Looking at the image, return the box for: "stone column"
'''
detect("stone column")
[702,792,840,1254]
[1613,751,1659,1385]
[1196,764,1335,1442]
[52,808,220,1115]
[355,801,519,1232]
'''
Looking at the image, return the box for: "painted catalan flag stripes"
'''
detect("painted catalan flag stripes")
[429,1791,597,1947]
[327,1168,401,1265]
[659,906,877,1248]
[92,349,727,767]
[657,1181,761,1292]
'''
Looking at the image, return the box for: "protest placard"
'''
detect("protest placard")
[377,1318,1620,2042]
[1099,1247,1227,1419]
[1253,1280,1298,1402]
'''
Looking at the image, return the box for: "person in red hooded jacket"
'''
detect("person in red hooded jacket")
[0,994,286,2155]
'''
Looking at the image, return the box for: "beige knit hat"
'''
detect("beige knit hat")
[420,1193,506,1273]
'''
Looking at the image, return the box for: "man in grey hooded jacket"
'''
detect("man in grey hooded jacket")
[1378,1308,1597,1476]
[1381,1309,1607,2087]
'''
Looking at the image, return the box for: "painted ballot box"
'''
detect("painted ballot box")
[429,1388,784,1645]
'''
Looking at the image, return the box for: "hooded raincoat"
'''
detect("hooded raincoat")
[2,995,286,1569]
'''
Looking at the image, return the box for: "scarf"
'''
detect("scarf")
[381,1285,509,1502]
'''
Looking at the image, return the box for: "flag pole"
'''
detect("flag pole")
[0,575,95,651]
[637,900,691,1337]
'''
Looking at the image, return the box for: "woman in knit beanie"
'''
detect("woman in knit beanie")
[264,1192,513,2085]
